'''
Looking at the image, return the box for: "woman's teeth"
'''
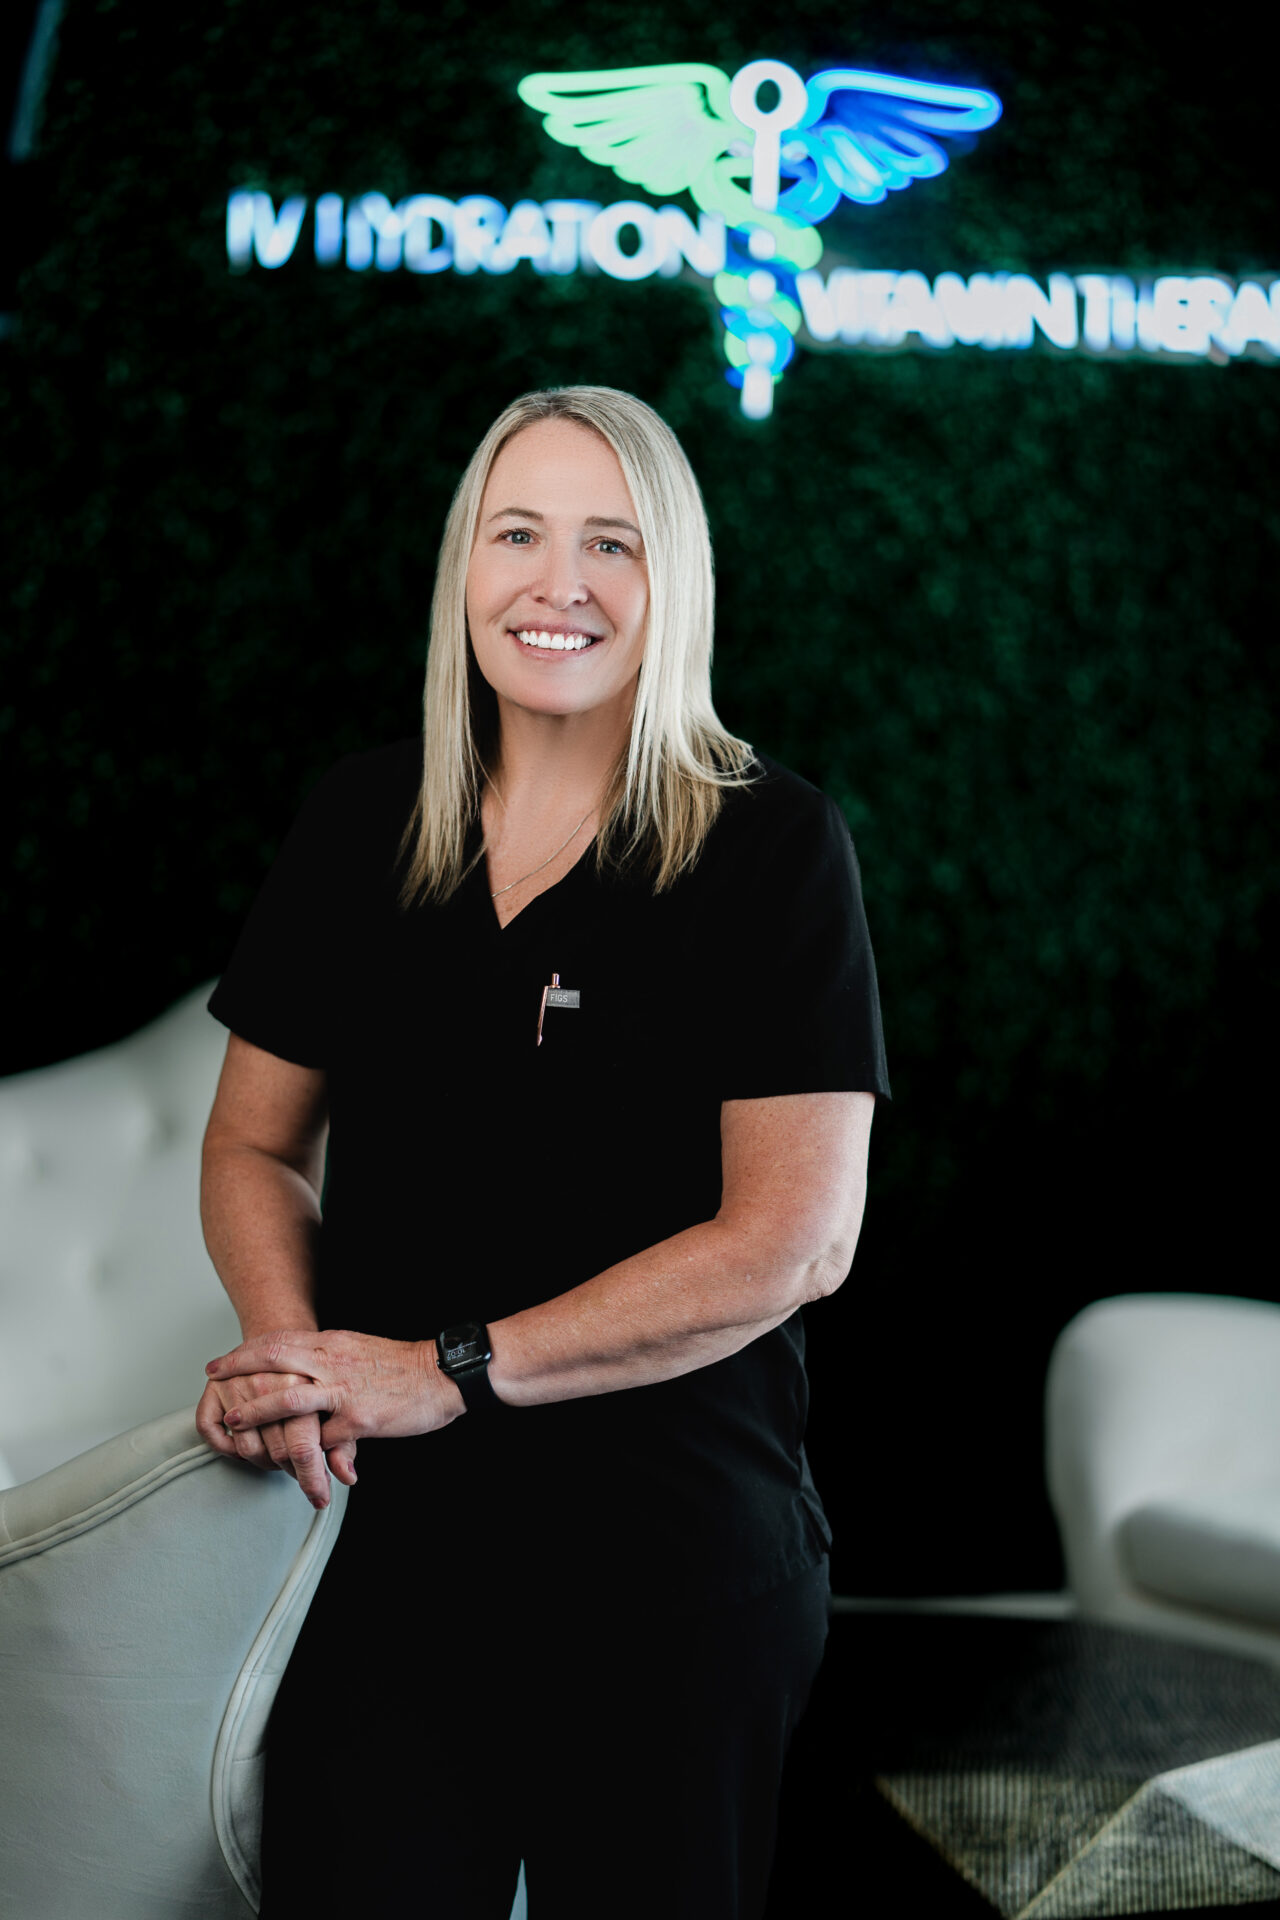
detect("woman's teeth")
[515,630,597,651]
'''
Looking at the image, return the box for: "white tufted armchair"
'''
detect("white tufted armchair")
[0,981,238,1486]
[0,985,528,1920]
[0,984,337,1914]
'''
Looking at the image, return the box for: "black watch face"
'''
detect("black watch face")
[439,1323,491,1372]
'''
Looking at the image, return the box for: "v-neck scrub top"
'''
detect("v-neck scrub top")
[208,737,891,1612]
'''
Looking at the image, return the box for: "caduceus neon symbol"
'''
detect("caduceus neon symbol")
[519,59,1002,417]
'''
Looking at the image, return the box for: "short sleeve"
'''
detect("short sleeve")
[715,787,890,1101]
[207,755,364,1068]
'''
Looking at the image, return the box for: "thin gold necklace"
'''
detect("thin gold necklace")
[486,786,596,899]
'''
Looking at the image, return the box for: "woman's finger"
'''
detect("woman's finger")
[326,1440,359,1486]
[200,1374,321,1472]
[223,1382,333,1431]
[195,1380,242,1455]
[282,1414,331,1508]
[223,1379,284,1468]
[233,1427,275,1468]
[259,1420,295,1470]
[199,1379,275,1466]
[229,1400,274,1468]
[207,1333,322,1382]
[246,1377,317,1473]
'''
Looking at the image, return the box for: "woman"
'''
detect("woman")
[196,385,889,1919]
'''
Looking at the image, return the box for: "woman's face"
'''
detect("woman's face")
[466,418,649,728]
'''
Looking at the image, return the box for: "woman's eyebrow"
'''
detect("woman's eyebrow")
[585,515,643,537]
[487,506,643,538]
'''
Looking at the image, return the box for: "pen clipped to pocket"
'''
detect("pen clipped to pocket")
[537,971,580,1045]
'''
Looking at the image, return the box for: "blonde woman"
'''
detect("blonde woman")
[196,386,889,1918]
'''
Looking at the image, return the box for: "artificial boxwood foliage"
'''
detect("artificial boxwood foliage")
[3,0,1276,1589]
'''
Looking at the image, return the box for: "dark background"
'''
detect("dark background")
[3,0,1276,1595]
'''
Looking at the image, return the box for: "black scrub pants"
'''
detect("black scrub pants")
[258,1493,829,1920]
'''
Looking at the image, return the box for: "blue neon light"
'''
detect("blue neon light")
[777,70,1003,223]
[799,69,1003,129]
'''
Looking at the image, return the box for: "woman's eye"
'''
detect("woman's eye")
[497,529,630,555]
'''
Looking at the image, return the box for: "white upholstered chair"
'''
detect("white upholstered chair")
[0,980,237,1488]
[0,987,527,1917]
[1046,1292,1280,1667]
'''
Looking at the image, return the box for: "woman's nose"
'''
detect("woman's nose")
[532,540,589,608]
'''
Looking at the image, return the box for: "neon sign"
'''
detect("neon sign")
[225,58,1279,416]
[517,59,1001,415]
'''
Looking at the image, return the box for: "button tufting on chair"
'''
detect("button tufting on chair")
[0,982,239,1488]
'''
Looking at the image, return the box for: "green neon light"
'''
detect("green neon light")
[517,67,739,198]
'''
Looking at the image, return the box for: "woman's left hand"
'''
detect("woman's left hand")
[204,1329,464,1453]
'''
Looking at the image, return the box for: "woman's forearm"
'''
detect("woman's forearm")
[484,1216,834,1410]
[481,1093,871,1411]
[200,1142,323,1340]
[204,1094,870,1444]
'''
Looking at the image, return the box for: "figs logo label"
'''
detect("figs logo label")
[225,60,1280,417]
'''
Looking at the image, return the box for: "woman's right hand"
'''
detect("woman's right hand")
[196,1370,357,1508]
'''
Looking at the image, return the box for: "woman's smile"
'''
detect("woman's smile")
[511,625,604,653]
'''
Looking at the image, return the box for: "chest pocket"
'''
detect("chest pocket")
[532,941,717,1101]
[532,968,632,1080]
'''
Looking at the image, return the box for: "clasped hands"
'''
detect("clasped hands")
[194,1329,463,1509]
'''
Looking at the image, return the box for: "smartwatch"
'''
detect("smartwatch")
[435,1321,499,1413]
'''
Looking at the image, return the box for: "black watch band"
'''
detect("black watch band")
[435,1322,499,1413]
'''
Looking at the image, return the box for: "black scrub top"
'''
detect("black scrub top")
[208,737,890,1612]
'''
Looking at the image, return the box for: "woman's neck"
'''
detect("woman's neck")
[486,695,630,817]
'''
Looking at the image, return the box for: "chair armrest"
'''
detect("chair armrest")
[1119,1487,1280,1630]
[0,1408,347,1919]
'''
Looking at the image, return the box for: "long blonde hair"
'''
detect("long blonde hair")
[396,385,757,906]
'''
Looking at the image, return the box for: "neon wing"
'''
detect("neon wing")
[517,65,742,199]
[780,68,1003,221]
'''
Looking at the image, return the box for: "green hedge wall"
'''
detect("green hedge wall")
[3,0,1276,1589]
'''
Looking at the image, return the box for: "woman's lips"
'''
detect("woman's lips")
[510,627,602,653]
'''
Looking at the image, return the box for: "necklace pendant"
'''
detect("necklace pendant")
[537,971,581,1047]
